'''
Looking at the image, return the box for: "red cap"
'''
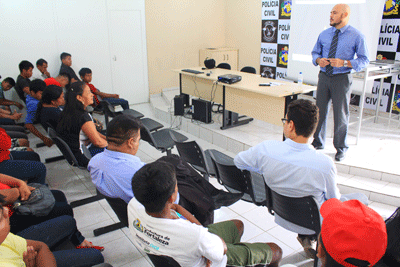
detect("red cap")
[320,199,387,267]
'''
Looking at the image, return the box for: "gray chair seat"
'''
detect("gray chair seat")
[140,118,163,132]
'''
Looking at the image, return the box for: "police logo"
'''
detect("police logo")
[281,0,291,17]
[262,21,277,42]
[384,0,399,16]
[377,54,388,60]
[133,219,143,232]
[278,46,289,66]
[261,67,275,79]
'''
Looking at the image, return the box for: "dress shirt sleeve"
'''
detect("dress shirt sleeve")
[311,34,323,66]
[349,33,369,72]
[234,145,262,173]
[323,164,341,200]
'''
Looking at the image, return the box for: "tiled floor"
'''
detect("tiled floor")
[29,102,398,267]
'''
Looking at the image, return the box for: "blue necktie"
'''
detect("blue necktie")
[325,29,340,76]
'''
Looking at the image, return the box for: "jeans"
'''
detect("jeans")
[10,151,41,161]
[0,118,16,125]
[103,97,129,110]
[0,158,46,184]
[17,215,104,267]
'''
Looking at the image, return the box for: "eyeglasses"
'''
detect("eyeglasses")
[281,118,289,124]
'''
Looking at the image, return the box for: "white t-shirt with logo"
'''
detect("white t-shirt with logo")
[128,198,227,267]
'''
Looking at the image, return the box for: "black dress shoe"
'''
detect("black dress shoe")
[312,143,324,150]
[335,151,346,161]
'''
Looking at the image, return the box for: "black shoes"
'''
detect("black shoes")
[335,151,346,161]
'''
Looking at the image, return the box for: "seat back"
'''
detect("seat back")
[240,66,256,74]
[100,100,117,125]
[209,151,247,194]
[48,127,81,167]
[216,63,231,70]
[268,184,321,234]
[96,189,128,226]
[169,133,209,175]
[140,124,157,148]
[242,170,267,206]
[147,254,181,267]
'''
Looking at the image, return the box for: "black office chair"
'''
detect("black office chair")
[147,254,181,267]
[240,66,256,74]
[100,100,163,132]
[209,151,267,205]
[216,63,231,70]
[266,184,321,267]
[140,125,188,156]
[47,127,104,207]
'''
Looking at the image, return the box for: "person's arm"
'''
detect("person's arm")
[349,34,369,72]
[25,240,57,267]
[0,173,34,201]
[311,34,323,66]
[97,91,118,99]
[81,121,108,148]
[171,204,201,225]
[25,124,53,147]
[0,99,24,109]
[234,144,262,173]
[0,111,22,121]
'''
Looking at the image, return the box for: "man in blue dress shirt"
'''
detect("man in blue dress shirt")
[311,4,369,161]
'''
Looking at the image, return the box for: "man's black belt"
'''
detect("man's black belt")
[320,71,351,76]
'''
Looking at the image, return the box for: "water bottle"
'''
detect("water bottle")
[298,72,303,85]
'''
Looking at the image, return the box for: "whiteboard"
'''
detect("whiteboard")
[287,0,385,85]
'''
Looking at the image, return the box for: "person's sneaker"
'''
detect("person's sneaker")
[335,151,346,161]
[297,236,316,259]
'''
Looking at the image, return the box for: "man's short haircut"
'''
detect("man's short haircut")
[3,77,15,87]
[18,60,34,73]
[60,52,71,61]
[106,114,143,145]
[30,79,46,93]
[58,72,71,81]
[287,99,319,138]
[132,161,177,213]
[78,68,92,78]
[36,58,47,66]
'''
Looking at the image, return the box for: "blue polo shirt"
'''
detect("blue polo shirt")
[25,95,40,124]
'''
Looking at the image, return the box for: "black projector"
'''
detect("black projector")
[217,74,242,84]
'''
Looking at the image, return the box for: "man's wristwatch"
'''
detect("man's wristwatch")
[343,60,349,68]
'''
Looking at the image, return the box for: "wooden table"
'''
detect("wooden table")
[173,67,316,129]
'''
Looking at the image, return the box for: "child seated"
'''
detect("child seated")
[79,68,129,110]
[128,161,283,267]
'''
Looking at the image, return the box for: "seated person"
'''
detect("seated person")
[316,199,387,267]
[0,195,105,267]
[0,173,103,253]
[79,68,129,110]
[129,161,283,267]
[234,99,368,258]
[36,85,64,131]
[57,82,107,167]
[14,60,34,103]
[25,79,53,147]
[35,58,51,80]
[44,73,70,88]
[0,77,24,111]
[0,128,45,184]
[59,52,80,83]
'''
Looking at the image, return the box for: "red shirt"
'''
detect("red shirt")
[87,83,100,106]
[44,77,61,87]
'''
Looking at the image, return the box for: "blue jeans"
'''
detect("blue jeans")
[103,97,129,110]
[0,158,46,184]
[10,151,41,161]
[0,118,16,125]
[17,215,104,267]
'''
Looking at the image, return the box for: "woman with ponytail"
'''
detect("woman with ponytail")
[57,82,107,167]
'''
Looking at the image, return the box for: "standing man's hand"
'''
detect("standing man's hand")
[328,58,344,68]
[317,58,330,67]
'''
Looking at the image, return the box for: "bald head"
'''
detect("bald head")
[330,4,350,29]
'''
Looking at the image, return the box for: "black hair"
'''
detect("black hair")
[2,77,15,87]
[57,82,86,134]
[78,68,92,78]
[0,194,5,205]
[18,60,34,73]
[29,79,46,93]
[35,85,63,122]
[287,99,319,138]
[60,52,71,61]
[36,58,47,66]
[132,161,177,213]
[106,114,142,145]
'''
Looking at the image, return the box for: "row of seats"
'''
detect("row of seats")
[216,63,257,74]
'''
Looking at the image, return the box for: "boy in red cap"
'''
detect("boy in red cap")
[317,199,387,267]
